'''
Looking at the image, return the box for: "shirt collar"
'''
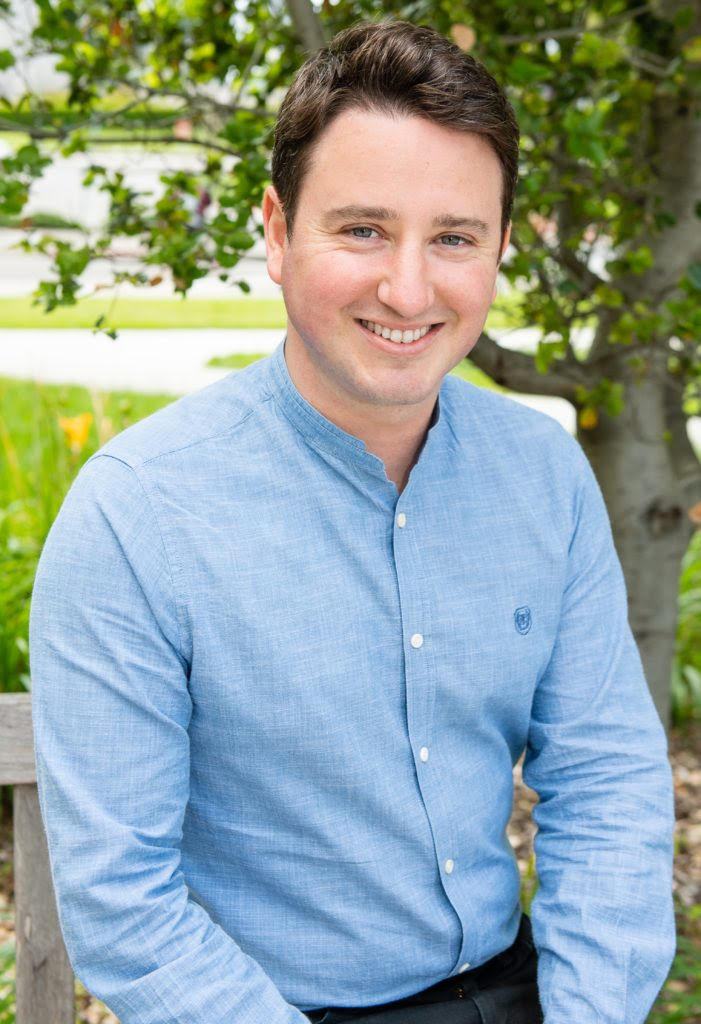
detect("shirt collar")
[269,339,444,485]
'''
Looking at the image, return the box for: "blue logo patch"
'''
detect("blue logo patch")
[514,607,532,635]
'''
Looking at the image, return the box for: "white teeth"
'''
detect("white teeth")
[360,320,432,344]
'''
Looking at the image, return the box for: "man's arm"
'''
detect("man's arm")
[30,454,309,1024]
[523,445,675,1023]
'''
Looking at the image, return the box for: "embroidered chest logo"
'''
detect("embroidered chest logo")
[514,606,532,635]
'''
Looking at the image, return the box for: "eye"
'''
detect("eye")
[439,234,469,247]
[348,226,378,239]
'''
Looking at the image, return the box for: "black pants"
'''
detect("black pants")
[305,915,542,1024]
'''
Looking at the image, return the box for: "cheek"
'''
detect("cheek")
[445,265,498,311]
[283,254,376,315]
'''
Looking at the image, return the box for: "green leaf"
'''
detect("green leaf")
[686,263,701,291]
[626,246,654,274]
[535,339,565,374]
[674,5,696,30]
[594,284,624,308]
[573,33,623,72]
[187,41,215,61]
[509,56,549,84]
[682,36,701,63]
[0,48,15,70]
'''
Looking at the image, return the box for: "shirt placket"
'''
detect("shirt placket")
[392,495,466,965]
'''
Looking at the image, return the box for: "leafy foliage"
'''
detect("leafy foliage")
[675,530,701,721]
[1,0,305,307]
[0,378,173,698]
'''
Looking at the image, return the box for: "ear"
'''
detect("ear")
[493,221,511,300]
[262,185,287,286]
[498,221,511,264]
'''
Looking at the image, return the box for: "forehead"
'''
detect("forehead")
[297,108,503,225]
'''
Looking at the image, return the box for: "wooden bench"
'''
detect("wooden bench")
[0,692,74,1024]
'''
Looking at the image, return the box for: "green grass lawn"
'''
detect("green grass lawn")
[0,293,521,331]
[0,296,288,330]
[0,376,173,464]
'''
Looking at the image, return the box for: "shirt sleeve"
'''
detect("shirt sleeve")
[30,454,309,1024]
[523,443,675,1023]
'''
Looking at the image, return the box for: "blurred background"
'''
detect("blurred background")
[0,0,699,1020]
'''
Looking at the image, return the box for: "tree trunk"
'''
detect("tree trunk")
[577,362,695,726]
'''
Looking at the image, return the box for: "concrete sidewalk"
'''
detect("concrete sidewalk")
[0,327,283,395]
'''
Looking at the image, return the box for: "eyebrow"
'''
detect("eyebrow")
[322,205,490,236]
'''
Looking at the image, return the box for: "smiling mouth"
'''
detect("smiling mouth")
[358,319,437,344]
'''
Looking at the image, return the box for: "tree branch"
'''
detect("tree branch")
[507,238,581,366]
[499,3,652,45]
[285,0,327,53]
[626,47,675,76]
[3,129,241,157]
[555,242,607,294]
[467,332,587,401]
[583,307,623,366]
[232,37,267,107]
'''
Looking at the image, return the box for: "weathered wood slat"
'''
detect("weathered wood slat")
[0,693,35,784]
[14,783,75,1024]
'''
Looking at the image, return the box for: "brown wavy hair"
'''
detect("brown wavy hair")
[271,20,519,243]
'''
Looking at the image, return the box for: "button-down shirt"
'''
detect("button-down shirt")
[30,342,675,1024]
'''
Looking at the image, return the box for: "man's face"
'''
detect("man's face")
[263,108,509,430]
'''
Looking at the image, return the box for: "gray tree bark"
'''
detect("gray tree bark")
[576,361,697,725]
[285,0,327,53]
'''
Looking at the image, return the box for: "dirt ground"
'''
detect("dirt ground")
[1,724,699,1023]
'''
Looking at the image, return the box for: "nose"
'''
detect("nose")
[376,243,434,320]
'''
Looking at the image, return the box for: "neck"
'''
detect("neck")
[348,408,432,493]
[284,345,435,493]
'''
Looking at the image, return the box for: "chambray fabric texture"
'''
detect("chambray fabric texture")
[30,341,674,1024]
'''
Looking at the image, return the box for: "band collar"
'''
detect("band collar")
[269,339,443,483]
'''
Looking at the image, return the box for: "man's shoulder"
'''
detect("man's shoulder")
[439,372,591,493]
[97,354,276,471]
[441,372,574,446]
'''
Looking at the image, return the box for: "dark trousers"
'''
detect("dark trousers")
[305,915,542,1024]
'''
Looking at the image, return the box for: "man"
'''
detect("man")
[30,20,674,1024]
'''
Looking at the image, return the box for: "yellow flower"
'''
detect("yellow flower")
[578,407,598,431]
[58,412,93,453]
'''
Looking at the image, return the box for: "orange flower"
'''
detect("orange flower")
[578,407,598,430]
[58,412,93,453]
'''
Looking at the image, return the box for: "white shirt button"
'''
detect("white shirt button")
[397,512,407,528]
[459,962,471,973]
[410,633,424,649]
[419,746,429,763]
[444,858,455,874]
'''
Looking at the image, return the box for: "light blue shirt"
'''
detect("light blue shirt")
[30,342,674,1024]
